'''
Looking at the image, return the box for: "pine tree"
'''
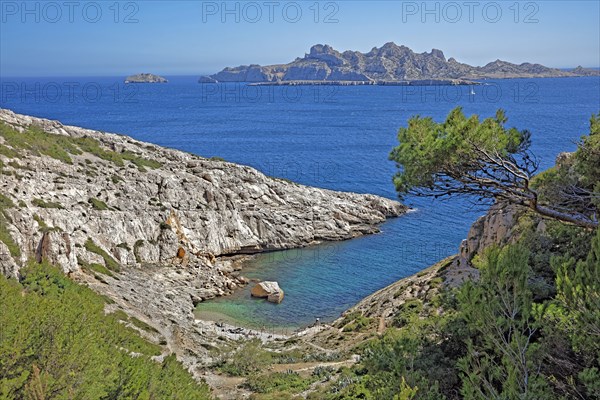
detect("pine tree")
[457,245,549,399]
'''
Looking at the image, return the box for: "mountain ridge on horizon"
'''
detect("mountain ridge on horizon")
[200,42,600,83]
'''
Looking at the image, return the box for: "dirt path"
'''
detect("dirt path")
[201,356,357,399]
[201,371,250,400]
[271,358,357,374]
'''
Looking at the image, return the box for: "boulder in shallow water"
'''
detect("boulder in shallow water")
[251,281,284,303]
[267,291,284,304]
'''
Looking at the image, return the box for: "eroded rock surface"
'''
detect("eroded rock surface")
[251,281,284,303]
[201,42,592,84]
[0,108,405,377]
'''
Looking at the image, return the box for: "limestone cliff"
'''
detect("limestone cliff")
[201,42,594,84]
[0,108,404,374]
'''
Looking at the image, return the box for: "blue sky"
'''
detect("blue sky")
[1,0,599,76]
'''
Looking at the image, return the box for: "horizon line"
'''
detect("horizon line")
[2,66,599,80]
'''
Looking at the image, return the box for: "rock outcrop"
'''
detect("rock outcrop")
[251,281,284,303]
[0,108,405,376]
[125,73,168,83]
[570,66,600,77]
[200,42,592,84]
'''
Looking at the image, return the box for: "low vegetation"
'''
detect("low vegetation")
[78,257,115,278]
[216,339,273,377]
[0,193,20,257]
[339,311,372,332]
[1,110,598,399]
[245,371,316,396]
[32,214,62,233]
[88,197,109,211]
[84,238,121,272]
[0,122,162,171]
[0,260,212,399]
[31,198,63,209]
[306,111,600,399]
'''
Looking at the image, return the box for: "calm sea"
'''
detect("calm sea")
[1,76,599,328]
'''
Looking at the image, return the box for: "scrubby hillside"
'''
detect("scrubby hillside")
[282,113,600,399]
[181,113,598,399]
[2,107,598,399]
[0,261,213,399]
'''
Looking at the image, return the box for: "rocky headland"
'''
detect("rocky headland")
[125,73,168,83]
[200,42,598,85]
[0,108,405,379]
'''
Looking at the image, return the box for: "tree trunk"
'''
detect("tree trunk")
[534,204,598,229]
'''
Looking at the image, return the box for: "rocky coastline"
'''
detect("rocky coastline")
[200,42,598,85]
[247,78,480,86]
[0,108,405,378]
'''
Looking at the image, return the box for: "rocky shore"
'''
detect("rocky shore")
[248,78,480,86]
[0,108,405,378]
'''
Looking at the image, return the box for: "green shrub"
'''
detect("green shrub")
[0,212,20,258]
[112,309,129,321]
[0,123,80,163]
[0,193,15,209]
[219,339,273,377]
[32,214,62,233]
[0,123,162,172]
[0,194,20,258]
[111,174,123,184]
[130,317,160,334]
[245,371,314,394]
[32,198,64,209]
[0,143,19,158]
[340,311,372,332]
[84,238,120,272]
[88,198,109,211]
[89,262,114,277]
[392,299,424,328]
[75,136,124,166]
[0,261,212,399]
[122,151,162,171]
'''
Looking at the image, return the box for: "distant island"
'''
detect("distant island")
[199,42,600,85]
[125,73,168,84]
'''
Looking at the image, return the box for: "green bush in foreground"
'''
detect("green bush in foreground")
[245,371,314,394]
[0,260,212,399]
[218,339,273,377]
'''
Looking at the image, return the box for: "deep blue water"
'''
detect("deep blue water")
[1,76,599,328]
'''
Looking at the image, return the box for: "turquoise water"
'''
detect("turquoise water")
[195,210,453,329]
[2,76,599,328]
